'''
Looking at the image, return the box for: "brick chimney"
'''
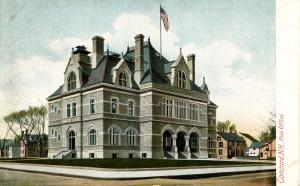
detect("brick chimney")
[134,34,144,84]
[91,36,104,69]
[187,54,195,82]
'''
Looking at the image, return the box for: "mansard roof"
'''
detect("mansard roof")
[48,39,209,98]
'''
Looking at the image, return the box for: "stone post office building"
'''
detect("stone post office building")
[47,34,217,159]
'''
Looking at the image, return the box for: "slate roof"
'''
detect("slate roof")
[250,142,265,149]
[217,132,245,142]
[49,39,207,98]
[239,132,259,142]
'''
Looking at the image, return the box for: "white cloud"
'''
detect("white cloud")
[182,40,272,137]
[0,56,66,125]
[48,37,91,57]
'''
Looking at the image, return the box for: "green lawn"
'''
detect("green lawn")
[0,158,275,169]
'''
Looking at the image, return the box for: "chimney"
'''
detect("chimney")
[92,36,104,69]
[187,54,195,82]
[134,34,144,84]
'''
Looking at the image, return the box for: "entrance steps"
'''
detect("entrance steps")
[53,150,75,159]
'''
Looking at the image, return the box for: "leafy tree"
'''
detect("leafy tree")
[3,105,47,157]
[217,120,237,133]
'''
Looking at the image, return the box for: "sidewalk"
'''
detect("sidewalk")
[0,162,275,179]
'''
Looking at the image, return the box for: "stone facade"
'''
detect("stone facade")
[48,34,217,159]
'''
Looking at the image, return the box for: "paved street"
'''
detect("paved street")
[0,169,275,186]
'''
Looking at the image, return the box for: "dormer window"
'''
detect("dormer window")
[119,72,127,87]
[67,72,76,91]
[176,70,186,88]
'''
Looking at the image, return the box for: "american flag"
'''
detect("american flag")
[160,7,169,31]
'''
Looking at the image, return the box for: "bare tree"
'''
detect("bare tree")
[259,111,276,142]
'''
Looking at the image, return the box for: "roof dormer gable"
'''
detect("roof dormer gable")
[112,58,132,88]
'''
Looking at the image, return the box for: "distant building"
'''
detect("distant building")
[238,132,258,147]
[0,139,14,158]
[20,131,48,158]
[247,142,265,158]
[8,143,21,158]
[259,139,276,160]
[216,132,246,159]
[238,132,259,156]
[47,34,217,159]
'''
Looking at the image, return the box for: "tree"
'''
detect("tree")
[259,111,276,142]
[3,105,47,157]
[217,120,237,133]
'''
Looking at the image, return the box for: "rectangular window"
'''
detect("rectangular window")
[89,153,95,159]
[112,153,118,158]
[208,114,212,125]
[67,103,71,117]
[54,105,58,112]
[72,102,76,116]
[129,153,133,159]
[51,128,54,135]
[128,101,134,115]
[58,134,61,141]
[219,149,223,155]
[142,153,147,158]
[51,104,54,112]
[111,98,117,113]
[217,136,221,141]
[219,142,223,147]
[169,99,173,117]
[90,98,95,114]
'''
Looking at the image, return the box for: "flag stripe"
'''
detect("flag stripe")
[160,7,169,31]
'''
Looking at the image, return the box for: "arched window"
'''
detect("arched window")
[67,72,76,91]
[68,130,75,150]
[126,129,137,146]
[177,70,186,88]
[109,127,120,145]
[88,129,96,146]
[119,72,127,87]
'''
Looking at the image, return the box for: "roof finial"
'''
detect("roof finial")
[203,77,206,83]
[180,47,182,54]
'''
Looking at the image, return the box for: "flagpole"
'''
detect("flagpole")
[160,4,162,60]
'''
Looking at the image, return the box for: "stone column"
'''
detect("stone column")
[172,134,178,159]
[185,136,191,159]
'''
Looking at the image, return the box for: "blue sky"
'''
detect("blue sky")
[0,0,275,137]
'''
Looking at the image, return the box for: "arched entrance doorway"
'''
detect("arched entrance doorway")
[176,131,189,159]
[189,132,199,158]
[68,131,75,150]
[163,130,173,152]
[163,130,176,158]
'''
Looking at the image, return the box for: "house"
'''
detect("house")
[47,34,218,159]
[238,132,259,156]
[20,131,48,158]
[0,139,14,158]
[247,142,265,158]
[259,139,276,160]
[216,132,246,159]
[8,142,21,158]
[238,132,258,147]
